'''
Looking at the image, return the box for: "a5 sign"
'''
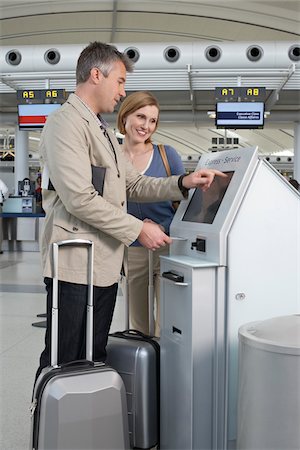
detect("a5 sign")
[16,89,66,102]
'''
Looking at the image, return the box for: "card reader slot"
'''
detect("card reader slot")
[162,271,184,283]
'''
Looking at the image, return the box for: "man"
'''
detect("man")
[36,41,225,377]
[0,178,9,254]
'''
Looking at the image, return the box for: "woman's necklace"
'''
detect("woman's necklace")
[124,144,154,171]
[124,144,153,163]
[129,148,151,160]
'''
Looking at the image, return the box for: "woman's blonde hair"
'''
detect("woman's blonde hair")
[117,91,160,144]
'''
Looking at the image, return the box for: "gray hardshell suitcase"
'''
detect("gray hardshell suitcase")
[106,250,160,449]
[31,239,130,450]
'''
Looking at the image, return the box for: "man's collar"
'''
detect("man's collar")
[73,93,102,126]
[97,115,109,130]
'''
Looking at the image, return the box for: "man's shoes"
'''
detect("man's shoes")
[0,251,3,254]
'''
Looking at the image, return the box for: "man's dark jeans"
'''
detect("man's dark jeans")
[35,277,118,380]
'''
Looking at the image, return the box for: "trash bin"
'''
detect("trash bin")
[237,315,300,450]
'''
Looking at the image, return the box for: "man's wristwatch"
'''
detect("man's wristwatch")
[178,174,190,198]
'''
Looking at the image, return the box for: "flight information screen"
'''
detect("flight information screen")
[216,102,264,129]
[18,103,61,130]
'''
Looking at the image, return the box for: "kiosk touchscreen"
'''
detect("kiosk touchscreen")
[169,147,259,265]
[182,171,234,224]
[160,146,300,450]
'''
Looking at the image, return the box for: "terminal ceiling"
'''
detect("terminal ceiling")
[0,0,300,158]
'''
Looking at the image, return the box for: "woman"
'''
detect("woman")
[117,91,185,336]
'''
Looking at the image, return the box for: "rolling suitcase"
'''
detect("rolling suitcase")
[30,239,130,450]
[106,250,160,450]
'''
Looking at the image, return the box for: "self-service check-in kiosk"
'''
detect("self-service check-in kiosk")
[160,146,300,450]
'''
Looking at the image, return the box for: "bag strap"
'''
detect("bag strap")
[158,144,171,177]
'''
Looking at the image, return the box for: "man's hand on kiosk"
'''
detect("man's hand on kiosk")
[138,221,172,251]
[182,169,227,192]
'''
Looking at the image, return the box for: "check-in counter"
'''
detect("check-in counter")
[1,196,45,251]
[3,195,36,214]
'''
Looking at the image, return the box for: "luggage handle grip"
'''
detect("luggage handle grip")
[60,359,98,371]
[111,329,151,340]
[51,239,94,367]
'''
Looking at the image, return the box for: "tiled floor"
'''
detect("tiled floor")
[0,250,126,450]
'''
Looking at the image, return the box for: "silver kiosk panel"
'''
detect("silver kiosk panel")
[160,146,300,450]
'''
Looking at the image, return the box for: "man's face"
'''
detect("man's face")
[97,60,127,113]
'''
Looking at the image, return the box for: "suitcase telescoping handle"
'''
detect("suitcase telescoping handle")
[148,250,155,337]
[51,239,94,367]
[122,249,155,336]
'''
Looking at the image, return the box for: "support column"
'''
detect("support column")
[14,127,29,194]
[294,122,300,183]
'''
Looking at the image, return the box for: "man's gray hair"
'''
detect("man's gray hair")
[76,41,134,84]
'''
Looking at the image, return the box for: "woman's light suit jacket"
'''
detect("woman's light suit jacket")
[40,94,183,287]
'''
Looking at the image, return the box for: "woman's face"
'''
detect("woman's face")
[124,105,159,143]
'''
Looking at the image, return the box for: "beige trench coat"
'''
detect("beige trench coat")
[40,94,183,287]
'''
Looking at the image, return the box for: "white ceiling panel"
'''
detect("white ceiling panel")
[0,0,299,158]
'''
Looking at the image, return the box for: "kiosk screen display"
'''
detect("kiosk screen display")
[182,171,234,224]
